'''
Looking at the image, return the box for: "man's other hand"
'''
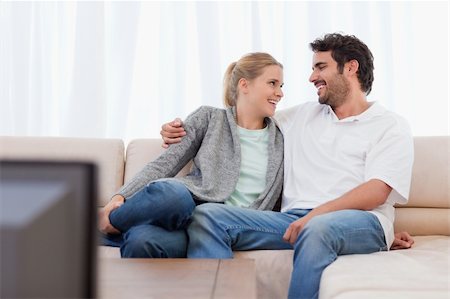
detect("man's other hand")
[160,118,186,148]
[391,231,414,250]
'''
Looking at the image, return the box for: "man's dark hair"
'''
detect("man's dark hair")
[310,33,374,95]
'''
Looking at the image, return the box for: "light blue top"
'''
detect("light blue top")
[226,126,269,207]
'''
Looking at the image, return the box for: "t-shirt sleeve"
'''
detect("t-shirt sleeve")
[274,104,303,133]
[365,118,414,204]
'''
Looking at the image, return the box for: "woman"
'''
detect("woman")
[99,52,285,258]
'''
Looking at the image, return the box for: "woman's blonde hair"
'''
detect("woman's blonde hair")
[223,52,283,107]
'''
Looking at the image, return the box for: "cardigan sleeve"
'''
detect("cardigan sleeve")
[116,106,212,198]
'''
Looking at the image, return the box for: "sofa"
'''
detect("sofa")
[1,136,449,299]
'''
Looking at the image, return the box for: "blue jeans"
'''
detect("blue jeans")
[187,203,387,299]
[101,180,196,258]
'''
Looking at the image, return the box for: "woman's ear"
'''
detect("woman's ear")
[238,78,249,94]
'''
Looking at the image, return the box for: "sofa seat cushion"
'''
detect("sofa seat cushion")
[234,235,449,299]
[99,236,448,299]
[320,235,450,299]
[99,245,121,258]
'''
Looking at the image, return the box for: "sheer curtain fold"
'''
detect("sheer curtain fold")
[1,1,448,140]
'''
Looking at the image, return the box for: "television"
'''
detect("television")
[0,161,97,298]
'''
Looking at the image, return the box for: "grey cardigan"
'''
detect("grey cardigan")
[117,106,284,211]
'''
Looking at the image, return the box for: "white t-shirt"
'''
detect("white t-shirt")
[274,101,414,247]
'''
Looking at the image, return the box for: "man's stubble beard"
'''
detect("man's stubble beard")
[318,73,350,109]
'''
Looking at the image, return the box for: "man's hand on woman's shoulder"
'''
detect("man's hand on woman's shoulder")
[160,118,186,148]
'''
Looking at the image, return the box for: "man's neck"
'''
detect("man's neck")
[332,93,369,120]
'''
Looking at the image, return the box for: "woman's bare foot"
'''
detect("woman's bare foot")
[98,195,125,234]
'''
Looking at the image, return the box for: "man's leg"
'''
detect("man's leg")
[121,224,188,258]
[187,203,308,258]
[288,210,387,299]
[109,180,195,233]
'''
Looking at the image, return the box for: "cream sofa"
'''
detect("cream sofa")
[1,136,449,299]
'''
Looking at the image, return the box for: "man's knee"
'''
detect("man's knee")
[303,210,359,235]
[295,210,363,251]
[295,213,340,249]
[305,214,335,234]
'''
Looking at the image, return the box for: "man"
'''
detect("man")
[161,33,414,299]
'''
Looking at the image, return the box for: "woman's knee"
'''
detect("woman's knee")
[145,180,189,197]
[146,180,196,213]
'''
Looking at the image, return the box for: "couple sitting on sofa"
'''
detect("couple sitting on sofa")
[99,33,414,299]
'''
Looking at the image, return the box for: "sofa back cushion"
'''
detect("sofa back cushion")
[394,136,450,235]
[405,136,449,208]
[0,136,125,206]
[124,139,192,184]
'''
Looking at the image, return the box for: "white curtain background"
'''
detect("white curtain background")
[1,1,448,142]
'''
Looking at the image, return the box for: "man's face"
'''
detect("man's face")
[309,51,350,108]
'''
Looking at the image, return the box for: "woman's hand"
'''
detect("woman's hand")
[98,194,125,234]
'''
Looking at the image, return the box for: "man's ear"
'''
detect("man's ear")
[346,59,359,76]
[238,78,249,94]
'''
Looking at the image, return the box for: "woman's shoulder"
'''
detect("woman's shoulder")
[184,105,222,118]
[184,106,229,130]
[265,116,280,128]
[265,117,284,139]
[189,105,227,117]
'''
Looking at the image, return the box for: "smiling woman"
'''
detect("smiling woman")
[0,1,448,139]
[98,52,286,259]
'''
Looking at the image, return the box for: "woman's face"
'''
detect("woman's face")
[244,65,284,117]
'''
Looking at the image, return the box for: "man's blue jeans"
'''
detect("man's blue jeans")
[187,203,387,299]
[101,180,196,258]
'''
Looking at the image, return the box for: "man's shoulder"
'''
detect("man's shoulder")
[282,101,319,111]
[375,104,412,133]
[276,101,319,117]
[274,101,322,132]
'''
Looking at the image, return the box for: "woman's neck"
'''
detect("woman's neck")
[235,105,265,130]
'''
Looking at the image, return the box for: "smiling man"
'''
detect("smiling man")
[161,33,415,299]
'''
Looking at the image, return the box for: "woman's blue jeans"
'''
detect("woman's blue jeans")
[187,203,387,299]
[101,180,197,258]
